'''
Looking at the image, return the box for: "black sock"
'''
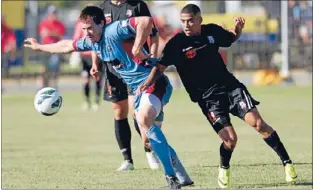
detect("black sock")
[84,83,90,103]
[95,80,101,104]
[133,119,151,153]
[115,118,133,163]
[264,131,292,166]
[220,143,233,169]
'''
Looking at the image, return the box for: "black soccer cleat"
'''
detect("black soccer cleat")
[180,180,194,187]
[166,175,182,189]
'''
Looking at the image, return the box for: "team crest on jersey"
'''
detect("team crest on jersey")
[239,101,247,110]
[121,20,128,27]
[207,36,215,44]
[126,9,133,17]
[106,45,112,52]
[185,49,196,59]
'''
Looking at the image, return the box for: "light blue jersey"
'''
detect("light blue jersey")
[73,18,172,109]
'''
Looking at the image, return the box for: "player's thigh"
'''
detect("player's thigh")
[229,86,260,120]
[135,93,162,129]
[128,95,136,118]
[197,94,232,134]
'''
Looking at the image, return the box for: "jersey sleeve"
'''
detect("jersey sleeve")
[205,24,235,47]
[159,36,181,67]
[136,1,158,37]
[72,37,93,52]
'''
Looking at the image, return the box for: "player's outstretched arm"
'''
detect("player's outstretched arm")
[132,17,154,59]
[228,17,245,43]
[24,38,75,54]
[90,51,100,78]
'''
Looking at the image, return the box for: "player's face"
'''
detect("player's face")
[180,12,202,36]
[81,17,104,43]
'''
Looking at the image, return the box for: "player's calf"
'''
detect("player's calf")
[245,108,297,182]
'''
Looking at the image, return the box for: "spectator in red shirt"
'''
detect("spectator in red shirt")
[37,5,66,89]
[72,20,102,111]
[1,17,16,78]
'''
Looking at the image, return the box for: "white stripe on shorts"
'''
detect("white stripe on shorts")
[243,90,252,109]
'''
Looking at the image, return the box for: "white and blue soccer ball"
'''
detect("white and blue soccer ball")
[34,87,62,116]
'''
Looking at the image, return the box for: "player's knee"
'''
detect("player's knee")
[112,101,129,120]
[251,118,265,132]
[219,128,237,150]
[136,113,149,130]
[136,109,156,130]
[224,136,237,150]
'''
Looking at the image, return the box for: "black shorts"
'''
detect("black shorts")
[103,64,133,103]
[81,56,103,78]
[198,85,260,133]
[81,56,92,77]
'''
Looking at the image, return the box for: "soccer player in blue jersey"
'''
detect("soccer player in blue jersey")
[24,5,192,189]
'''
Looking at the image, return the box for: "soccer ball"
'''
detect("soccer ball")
[34,87,62,116]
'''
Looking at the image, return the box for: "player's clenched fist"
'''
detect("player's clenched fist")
[234,17,245,30]
[24,38,40,51]
[90,65,99,78]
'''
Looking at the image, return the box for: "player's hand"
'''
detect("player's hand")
[24,38,40,51]
[132,47,152,60]
[234,17,245,30]
[136,83,149,95]
[90,65,100,78]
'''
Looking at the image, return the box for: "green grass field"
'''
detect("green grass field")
[2,86,312,189]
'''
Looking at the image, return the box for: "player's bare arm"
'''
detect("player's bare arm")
[149,33,159,58]
[131,16,154,60]
[137,63,167,94]
[228,17,245,43]
[24,38,75,54]
[90,51,100,78]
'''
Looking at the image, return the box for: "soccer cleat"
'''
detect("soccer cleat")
[180,181,194,187]
[116,160,134,171]
[285,163,297,183]
[218,167,230,188]
[146,151,160,169]
[165,175,181,189]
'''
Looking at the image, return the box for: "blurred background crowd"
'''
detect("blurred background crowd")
[1,0,312,90]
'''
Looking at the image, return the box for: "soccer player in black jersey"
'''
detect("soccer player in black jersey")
[138,4,297,188]
[90,0,160,171]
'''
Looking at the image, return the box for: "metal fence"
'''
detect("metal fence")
[2,0,312,80]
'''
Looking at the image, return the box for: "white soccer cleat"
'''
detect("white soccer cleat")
[92,103,99,111]
[146,152,160,169]
[116,160,134,171]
